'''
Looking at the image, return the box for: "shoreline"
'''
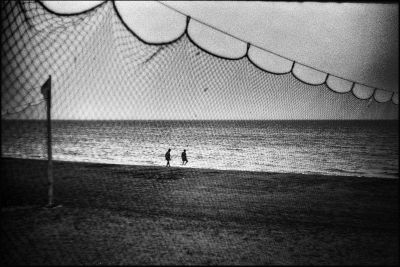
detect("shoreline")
[1,157,398,265]
[2,156,398,181]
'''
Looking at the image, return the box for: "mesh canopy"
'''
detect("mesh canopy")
[1,3,398,264]
[1,0,398,122]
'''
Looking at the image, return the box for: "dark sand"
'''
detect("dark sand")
[1,157,398,265]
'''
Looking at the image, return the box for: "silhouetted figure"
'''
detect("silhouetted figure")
[181,149,188,165]
[165,148,171,167]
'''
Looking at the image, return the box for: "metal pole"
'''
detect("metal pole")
[46,75,53,207]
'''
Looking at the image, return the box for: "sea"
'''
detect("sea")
[1,120,398,179]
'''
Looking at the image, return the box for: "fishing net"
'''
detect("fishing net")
[1,1,398,264]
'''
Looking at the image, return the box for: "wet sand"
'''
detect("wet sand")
[1,157,398,265]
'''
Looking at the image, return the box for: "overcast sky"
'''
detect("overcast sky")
[21,1,399,119]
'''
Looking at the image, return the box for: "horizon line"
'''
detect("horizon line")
[2,118,399,122]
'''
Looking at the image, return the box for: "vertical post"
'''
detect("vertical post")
[46,76,53,207]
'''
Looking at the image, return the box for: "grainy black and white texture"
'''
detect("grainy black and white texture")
[1,1,398,265]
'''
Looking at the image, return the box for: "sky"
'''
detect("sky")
[7,1,399,120]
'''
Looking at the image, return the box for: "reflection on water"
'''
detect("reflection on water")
[2,120,398,178]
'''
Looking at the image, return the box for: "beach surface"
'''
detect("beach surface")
[1,157,398,265]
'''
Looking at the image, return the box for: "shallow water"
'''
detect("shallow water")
[1,120,398,178]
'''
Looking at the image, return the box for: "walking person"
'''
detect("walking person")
[165,148,171,167]
[181,149,188,165]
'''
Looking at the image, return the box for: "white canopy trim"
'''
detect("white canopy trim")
[114,1,186,44]
[392,93,399,105]
[352,84,375,100]
[41,1,105,15]
[374,89,393,103]
[187,19,247,59]
[292,63,327,85]
[247,46,292,74]
[326,76,353,93]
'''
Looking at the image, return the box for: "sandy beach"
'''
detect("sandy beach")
[1,157,398,265]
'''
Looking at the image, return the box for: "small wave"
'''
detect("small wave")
[226,148,243,151]
[325,168,348,173]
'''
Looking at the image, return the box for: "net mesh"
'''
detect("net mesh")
[2,0,398,123]
[1,1,398,265]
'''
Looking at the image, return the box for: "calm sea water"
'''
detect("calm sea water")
[1,120,398,178]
